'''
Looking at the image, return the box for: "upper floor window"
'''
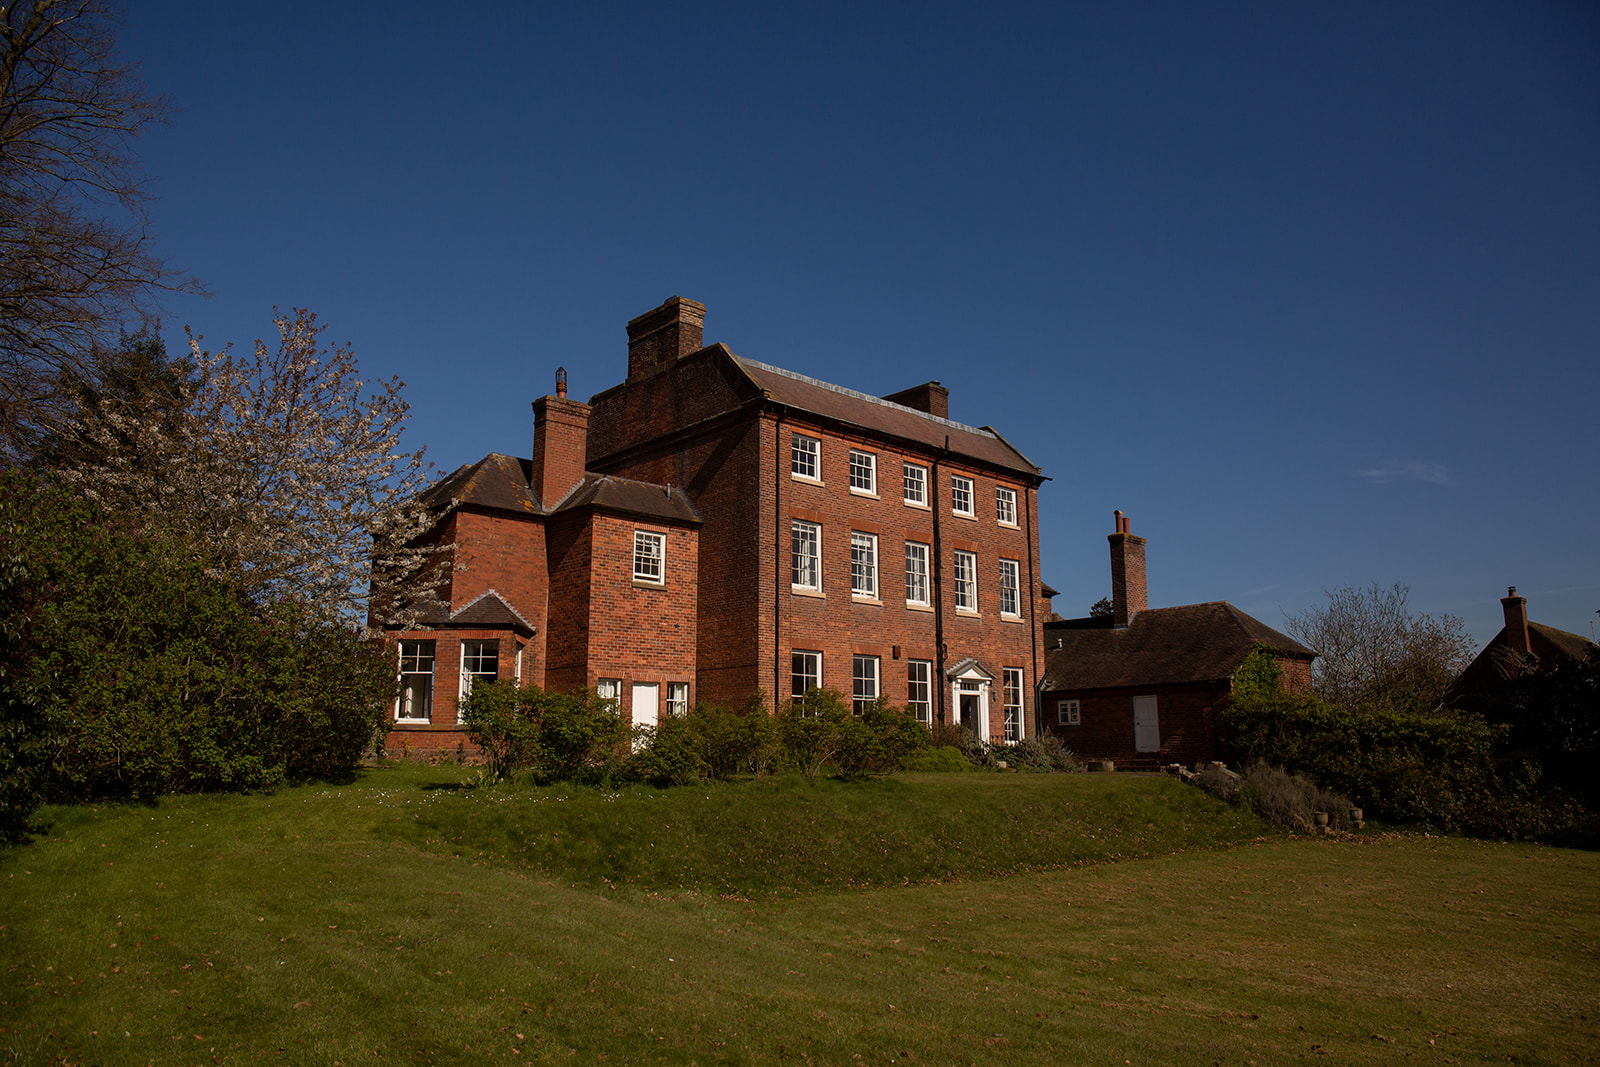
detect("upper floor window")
[633,530,665,584]
[951,476,974,517]
[396,640,435,722]
[953,549,977,612]
[999,558,1021,617]
[996,486,1017,526]
[903,462,927,506]
[848,450,877,494]
[791,520,821,590]
[850,531,878,599]
[904,541,930,606]
[791,434,820,480]
[852,654,880,713]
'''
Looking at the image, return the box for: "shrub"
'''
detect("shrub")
[1240,763,1357,832]
[460,684,625,784]
[776,688,849,779]
[1000,734,1081,773]
[834,700,929,778]
[1193,763,1242,803]
[628,713,706,787]
[903,746,969,772]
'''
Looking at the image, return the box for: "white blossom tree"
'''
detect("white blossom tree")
[65,308,446,627]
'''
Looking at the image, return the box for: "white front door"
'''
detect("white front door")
[1133,695,1160,753]
[952,680,989,740]
[632,682,659,731]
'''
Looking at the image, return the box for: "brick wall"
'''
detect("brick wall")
[1044,682,1221,767]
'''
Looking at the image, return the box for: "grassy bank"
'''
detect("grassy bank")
[3,767,1596,1065]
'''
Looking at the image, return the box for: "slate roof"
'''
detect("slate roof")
[418,455,699,525]
[556,473,701,525]
[422,453,541,513]
[1529,622,1596,663]
[730,355,1042,478]
[1044,602,1314,691]
[409,590,536,634]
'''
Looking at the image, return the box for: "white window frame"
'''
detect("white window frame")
[848,449,877,495]
[633,530,665,584]
[996,486,1017,526]
[396,640,435,722]
[1003,667,1023,743]
[597,678,621,705]
[850,531,878,599]
[907,659,932,724]
[953,549,977,612]
[792,650,822,700]
[666,682,689,717]
[791,433,821,481]
[791,519,821,590]
[904,541,930,606]
[999,558,1021,618]
[852,654,880,714]
[951,475,974,517]
[902,462,928,506]
[458,639,499,721]
[1058,699,1081,727]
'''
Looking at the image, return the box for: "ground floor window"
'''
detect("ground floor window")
[397,640,435,722]
[597,678,621,706]
[907,659,932,723]
[852,654,879,713]
[1002,667,1023,742]
[1057,699,1081,726]
[792,651,821,700]
[458,640,499,721]
[667,682,689,716]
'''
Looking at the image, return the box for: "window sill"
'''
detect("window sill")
[952,511,978,522]
[851,594,883,606]
[849,487,880,499]
[905,601,934,613]
[955,608,981,618]
[633,579,667,589]
[997,520,1020,530]
[902,500,930,510]
[791,586,826,599]
[1001,613,1025,623]
[790,474,824,487]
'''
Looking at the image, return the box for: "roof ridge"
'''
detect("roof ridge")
[450,588,535,632]
[732,354,996,439]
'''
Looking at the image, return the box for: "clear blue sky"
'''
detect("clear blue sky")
[120,1,1599,649]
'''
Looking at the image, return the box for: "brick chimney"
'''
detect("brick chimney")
[883,381,949,419]
[626,296,706,381]
[1501,586,1531,657]
[531,372,591,505]
[1109,510,1148,628]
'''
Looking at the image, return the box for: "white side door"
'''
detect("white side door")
[1133,695,1160,753]
[631,682,660,732]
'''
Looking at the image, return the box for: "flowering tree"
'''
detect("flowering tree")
[64,308,445,626]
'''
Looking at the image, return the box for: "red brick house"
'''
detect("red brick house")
[1040,513,1314,768]
[379,296,1048,753]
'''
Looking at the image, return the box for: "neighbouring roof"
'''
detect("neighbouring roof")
[730,354,1042,479]
[1528,622,1596,663]
[419,455,699,525]
[1044,601,1314,691]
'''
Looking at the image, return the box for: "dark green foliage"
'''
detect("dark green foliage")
[902,746,970,772]
[1089,596,1113,619]
[628,712,706,786]
[775,688,850,779]
[1221,647,1598,844]
[459,682,626,784]
[833,699,930,779]
[0,475,391,823]
[1493,646,1600,805]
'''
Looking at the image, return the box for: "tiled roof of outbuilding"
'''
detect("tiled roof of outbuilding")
[1044,602,1314,691]
[1529,622,1596,663]
[730,355,1042,478]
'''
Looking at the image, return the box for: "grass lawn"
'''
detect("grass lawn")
[2,765,1596,1065]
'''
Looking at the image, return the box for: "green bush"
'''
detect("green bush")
[903,746,970,772]
[776,688,849,779]
[834,700,929,778]
[0,475,392,825]
[460,683,625,784]
[628,712,706,786]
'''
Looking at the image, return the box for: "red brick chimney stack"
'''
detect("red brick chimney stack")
[1501,586,1531,657]
[626,296,706,381]
[531,377,591,506]
[1109,510,1148,628]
